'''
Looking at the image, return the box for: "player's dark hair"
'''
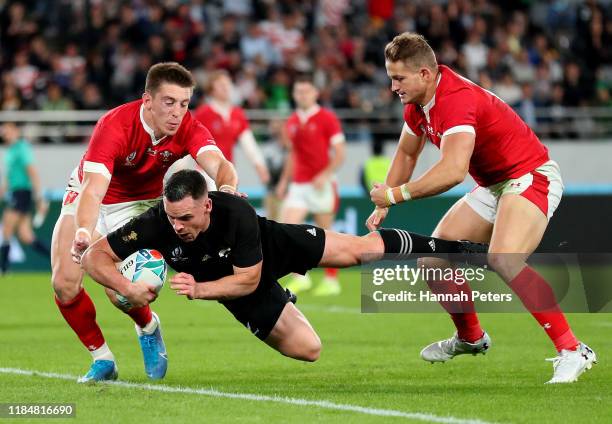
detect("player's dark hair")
[384,32,437,70]
[293,73,316,87]
[164,170,208,202]
[145,62,195,95]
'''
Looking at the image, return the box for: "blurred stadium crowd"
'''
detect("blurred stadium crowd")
[1,0,612,139]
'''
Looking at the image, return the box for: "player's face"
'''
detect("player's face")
[211,75,232,103]
[164,195,212,242]
[385,60,429,105]
[292,82,318,110]
[0,123,19,144]
[143,83,192,136]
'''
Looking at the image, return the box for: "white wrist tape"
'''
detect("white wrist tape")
[75,227,91,239]
[385,188,396,205]
[400,184,412,201]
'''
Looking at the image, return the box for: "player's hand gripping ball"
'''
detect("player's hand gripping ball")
[116,249,167,308]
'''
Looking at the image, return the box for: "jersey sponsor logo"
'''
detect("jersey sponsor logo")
[218,247,231,258]
[63,190,79,206]
[122,231,138,242]
[158,150,174,162]
[428,239,436,251]
[201,254,212,262]
[146,147,157,156]
[306,227,317,237]
[124,151,137,166]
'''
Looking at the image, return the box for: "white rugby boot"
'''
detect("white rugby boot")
[420,331,491,363]
[546,342,597,384]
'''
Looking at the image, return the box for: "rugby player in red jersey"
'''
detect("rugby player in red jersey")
[369,33,596,383]
[277,76,346,296]
[194,70,270,185]
[51,62,239,383]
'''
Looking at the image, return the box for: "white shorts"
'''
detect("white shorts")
[464,160,564,224]
[283,180,339,215]
[60,167,160,235]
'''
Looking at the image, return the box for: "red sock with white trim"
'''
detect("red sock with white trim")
[508,266,578,351]
[55,289,105,352]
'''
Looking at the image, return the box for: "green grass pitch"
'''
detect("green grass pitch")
[0,270,610,423]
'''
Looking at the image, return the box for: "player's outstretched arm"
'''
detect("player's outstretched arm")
[170,261,262,301]
[71,172,110,263]
[81,237,157,307]
[366,127,424,231]
[195,149,240,194]
[275,142,293,199]
[370,132,474,208]
[238,129,270,184]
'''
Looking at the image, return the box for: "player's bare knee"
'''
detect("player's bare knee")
[298,335,322,362]
[20,233,34,245]
[51,268,82,301]
[104,287,127,311]
[51,274,81,302]
[487,252,513,274]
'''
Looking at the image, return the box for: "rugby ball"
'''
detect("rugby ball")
[115,249,167,308]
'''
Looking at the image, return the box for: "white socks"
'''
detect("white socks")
[91,343,114,362]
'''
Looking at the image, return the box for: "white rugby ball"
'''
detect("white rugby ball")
[115,249,167,308]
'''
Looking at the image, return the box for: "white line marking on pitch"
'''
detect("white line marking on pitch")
[0,367,498,424]
[299,304,361,314]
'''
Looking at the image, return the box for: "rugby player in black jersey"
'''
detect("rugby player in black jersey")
[82,170,486,362]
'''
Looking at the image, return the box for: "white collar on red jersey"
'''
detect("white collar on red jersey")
[209,99,233,121]
[140,104,168,146]
[296,104,320,124]
[420,72,442,122]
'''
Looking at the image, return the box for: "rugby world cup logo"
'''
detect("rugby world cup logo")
[135,249,167,281]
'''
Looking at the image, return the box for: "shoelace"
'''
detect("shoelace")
[545,349,575,369]
[545,355,562,369]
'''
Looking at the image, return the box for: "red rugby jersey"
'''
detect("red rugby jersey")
[403,65,549,187]
[79,100,219,204]
[285,106,344,183]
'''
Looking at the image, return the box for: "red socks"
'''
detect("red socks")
[426,277,483,343]
[125,305,153,328]
[55,289,105,351]
[324,268,338,279]
[427,265,578,351]
[509,266,578,351]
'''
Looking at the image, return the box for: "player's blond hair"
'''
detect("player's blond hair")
[145,62,195,94]
[205,69,231,94]
[384,33,438,71]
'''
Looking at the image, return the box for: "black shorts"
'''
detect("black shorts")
[221,221,326,340]
[260,221,327,279]
[221,281,296,340]
[7,190,33,214]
